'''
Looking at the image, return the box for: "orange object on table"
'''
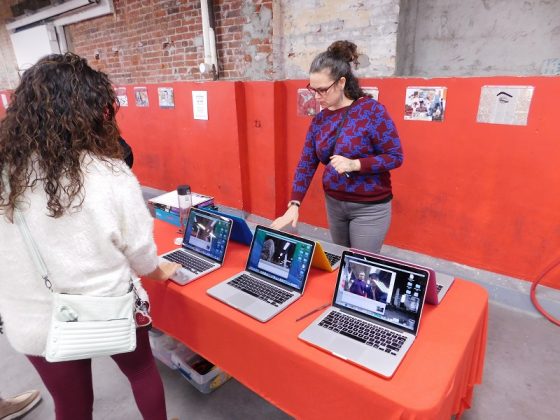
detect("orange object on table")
[144,219,488,419]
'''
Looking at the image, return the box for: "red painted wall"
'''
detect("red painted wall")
[280,77,560,288]
[116,82,245,209]
[3,78,559,288]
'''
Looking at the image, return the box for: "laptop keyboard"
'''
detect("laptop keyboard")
[163,250,214,274]
[228,274,293,307]
[319,311,406,356]
[324,251,341,266]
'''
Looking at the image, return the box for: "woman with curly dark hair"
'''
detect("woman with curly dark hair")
[0,53,179,420]
[272,40,404,254]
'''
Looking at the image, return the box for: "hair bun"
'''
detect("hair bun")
[327,40,359,64]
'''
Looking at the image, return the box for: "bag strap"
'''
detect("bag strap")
[333,103,352,143]
[2,169,54,292]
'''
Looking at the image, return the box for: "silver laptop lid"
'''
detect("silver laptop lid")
[245,225,315,294]
[182,208,233,264]
[333,250,429,336]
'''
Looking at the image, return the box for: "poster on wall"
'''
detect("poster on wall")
[477,86,534,126]
[158,87,175,109]
[363,87,379,101]
[297,88,320,117]
[404,86,446,122]
[1,93,8,109]
[134,87,149,107]
[192,91,208,120]
[115,87,128,107]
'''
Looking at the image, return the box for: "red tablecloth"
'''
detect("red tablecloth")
[144,220,488,419]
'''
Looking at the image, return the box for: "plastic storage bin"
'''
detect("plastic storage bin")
[171,345,231,394]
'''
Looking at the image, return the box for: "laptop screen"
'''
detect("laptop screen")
[246,226,315,293]
[333,251,428,335]
[182,208,232,263]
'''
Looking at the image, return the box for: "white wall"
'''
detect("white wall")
[397,0,560,76]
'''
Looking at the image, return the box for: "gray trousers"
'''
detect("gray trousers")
[325,194,392,254]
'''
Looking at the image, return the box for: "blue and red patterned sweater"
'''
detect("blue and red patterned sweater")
[291,96,403,203]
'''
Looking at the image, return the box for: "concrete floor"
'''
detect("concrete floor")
[2,189,559,419]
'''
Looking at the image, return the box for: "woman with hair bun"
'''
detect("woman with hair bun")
[271,41,403,253]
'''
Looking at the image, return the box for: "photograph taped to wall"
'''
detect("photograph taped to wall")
[477,86,534,126]
[1,93,8,109]
[134,87,149,107]
[115,87,128,107]
[363,87,379,101]
[404,87,446,122]
[297,88,320,117]
[158,87,175,109]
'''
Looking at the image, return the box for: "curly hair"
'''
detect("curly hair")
[0,53,123,221]
[309,40,367,100]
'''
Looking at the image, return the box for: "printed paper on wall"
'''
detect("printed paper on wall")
[134,87,149,107]
[363,87,379,101]
[477,86,534,126]
[404,87,447,122]
[115,87,128,107]
[158,87,175,109]
[297,88,320,117]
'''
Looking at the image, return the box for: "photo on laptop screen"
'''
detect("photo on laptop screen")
[183,210,230,263]
[336,254,426,333]
[246,228,313,291]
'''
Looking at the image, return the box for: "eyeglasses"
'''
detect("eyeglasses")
[306,78,340,96]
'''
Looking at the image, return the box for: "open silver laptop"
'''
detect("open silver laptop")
[207,225,316,322]
[160,207,233,285]
[299,249,430,379]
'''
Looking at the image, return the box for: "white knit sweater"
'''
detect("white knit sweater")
[0,156,159,356]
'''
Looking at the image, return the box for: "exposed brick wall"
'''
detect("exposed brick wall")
[0,0,398,88]
[66,0,273,83]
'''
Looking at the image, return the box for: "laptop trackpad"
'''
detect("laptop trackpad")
[171,269,195,285]
[331,337,366,361]
[229,293,255,309]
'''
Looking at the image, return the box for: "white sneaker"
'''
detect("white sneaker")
[0,390,41,420]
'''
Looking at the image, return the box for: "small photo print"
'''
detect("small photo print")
[363,87,379,101]
[404,87,447,122]
[1,93,8,109]
[115,87,128,107]
[158,87,175,109]
[134,87,149,107]
[297,88,320,117]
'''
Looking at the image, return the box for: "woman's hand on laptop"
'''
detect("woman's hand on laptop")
[147,261,182,281]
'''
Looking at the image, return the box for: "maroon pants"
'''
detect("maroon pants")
[27,327,166,420]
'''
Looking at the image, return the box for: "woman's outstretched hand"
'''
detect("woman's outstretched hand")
[270,205,299,230]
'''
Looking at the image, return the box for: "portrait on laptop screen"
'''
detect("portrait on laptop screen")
[247,229,314,290]
[183,211,230,262]
[335,254,427,332]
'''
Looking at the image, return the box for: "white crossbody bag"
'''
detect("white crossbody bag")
[9,187,137,362]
